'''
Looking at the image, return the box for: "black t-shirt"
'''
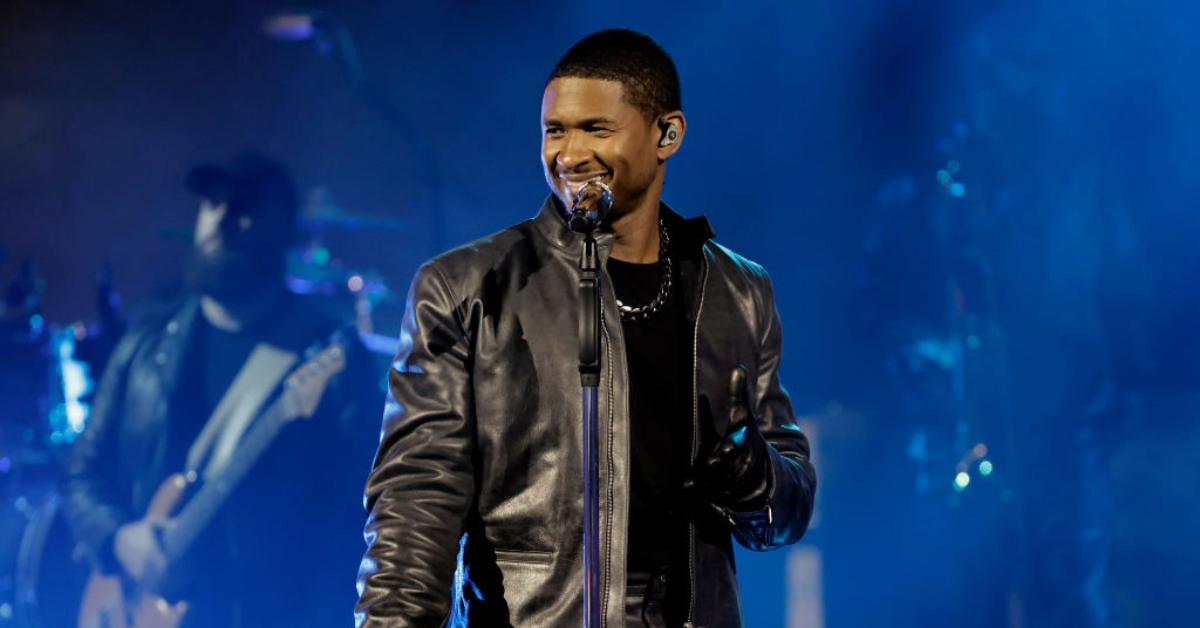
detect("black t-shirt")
[607,253,693,620]
[163,315,259,476]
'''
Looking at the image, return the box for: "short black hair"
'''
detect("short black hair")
[548,29,682,121]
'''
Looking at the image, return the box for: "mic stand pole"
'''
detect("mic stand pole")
[577,228,602,628]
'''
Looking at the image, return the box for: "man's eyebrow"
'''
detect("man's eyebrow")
[542,116,617,127]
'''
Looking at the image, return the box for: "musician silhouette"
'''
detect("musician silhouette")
[62,151,380,628]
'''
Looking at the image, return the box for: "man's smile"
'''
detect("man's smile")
[558,171,612,195]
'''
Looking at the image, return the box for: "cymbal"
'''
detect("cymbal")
[300,211,408,232]
[301,186,407,232]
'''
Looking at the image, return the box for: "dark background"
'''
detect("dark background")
[2,1,1198,626]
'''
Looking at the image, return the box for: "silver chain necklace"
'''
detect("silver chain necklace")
[615,219,672,322]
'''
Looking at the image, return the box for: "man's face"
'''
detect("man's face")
[186,199,283,300]
[541,78,661,216]
[193,199,248,252]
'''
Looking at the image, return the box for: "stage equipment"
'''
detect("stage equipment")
[262,10,448,256]
[569,179,612,628]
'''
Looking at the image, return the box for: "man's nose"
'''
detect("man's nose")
[557,133,593,171]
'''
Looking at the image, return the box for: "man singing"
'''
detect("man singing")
[357,30,816,627]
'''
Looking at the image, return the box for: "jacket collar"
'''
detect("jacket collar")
[532,194,715,257]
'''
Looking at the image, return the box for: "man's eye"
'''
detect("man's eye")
[545,128,564,137]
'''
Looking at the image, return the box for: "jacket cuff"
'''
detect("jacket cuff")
[729,505,775,551]
[716,447,789,551]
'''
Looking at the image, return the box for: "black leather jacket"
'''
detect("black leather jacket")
[357,199,816,627]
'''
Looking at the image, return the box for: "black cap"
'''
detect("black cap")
[186,150,299,220]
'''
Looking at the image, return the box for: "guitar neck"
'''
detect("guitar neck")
[161,398,292,561]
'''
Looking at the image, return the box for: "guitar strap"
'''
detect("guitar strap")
[185,344,298,480]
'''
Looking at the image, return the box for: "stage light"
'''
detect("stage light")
[954,471,970,491]
[937,169,952,185]
[949,182,966,198]
[348,274,365,292]
[53,330,94,441]
[979,460,994,476]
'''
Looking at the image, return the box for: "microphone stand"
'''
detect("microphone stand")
[569,181,610,628]
[578,229,602,628]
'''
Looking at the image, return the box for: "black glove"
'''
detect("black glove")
[693,365,773,513]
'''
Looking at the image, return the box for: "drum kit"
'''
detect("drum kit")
[0,191,402,627]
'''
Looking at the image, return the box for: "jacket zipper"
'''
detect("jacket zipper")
[600,307,616,628]
[686,253,710,628]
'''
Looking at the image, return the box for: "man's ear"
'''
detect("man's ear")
[655,111,687,161]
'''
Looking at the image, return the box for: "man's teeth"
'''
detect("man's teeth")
[562,175,606,193]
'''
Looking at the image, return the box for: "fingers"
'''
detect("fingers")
[688,364,760,506]
[115,520,168,580]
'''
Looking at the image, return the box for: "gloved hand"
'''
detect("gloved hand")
[693,365,773,513]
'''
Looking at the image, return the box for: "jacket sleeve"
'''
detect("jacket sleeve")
[730,271,818,551]
[356,263,476,627]
[61,329,140,573]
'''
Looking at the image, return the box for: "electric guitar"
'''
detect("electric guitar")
[77,343,347,628]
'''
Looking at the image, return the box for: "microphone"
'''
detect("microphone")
[568,180,614,233]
